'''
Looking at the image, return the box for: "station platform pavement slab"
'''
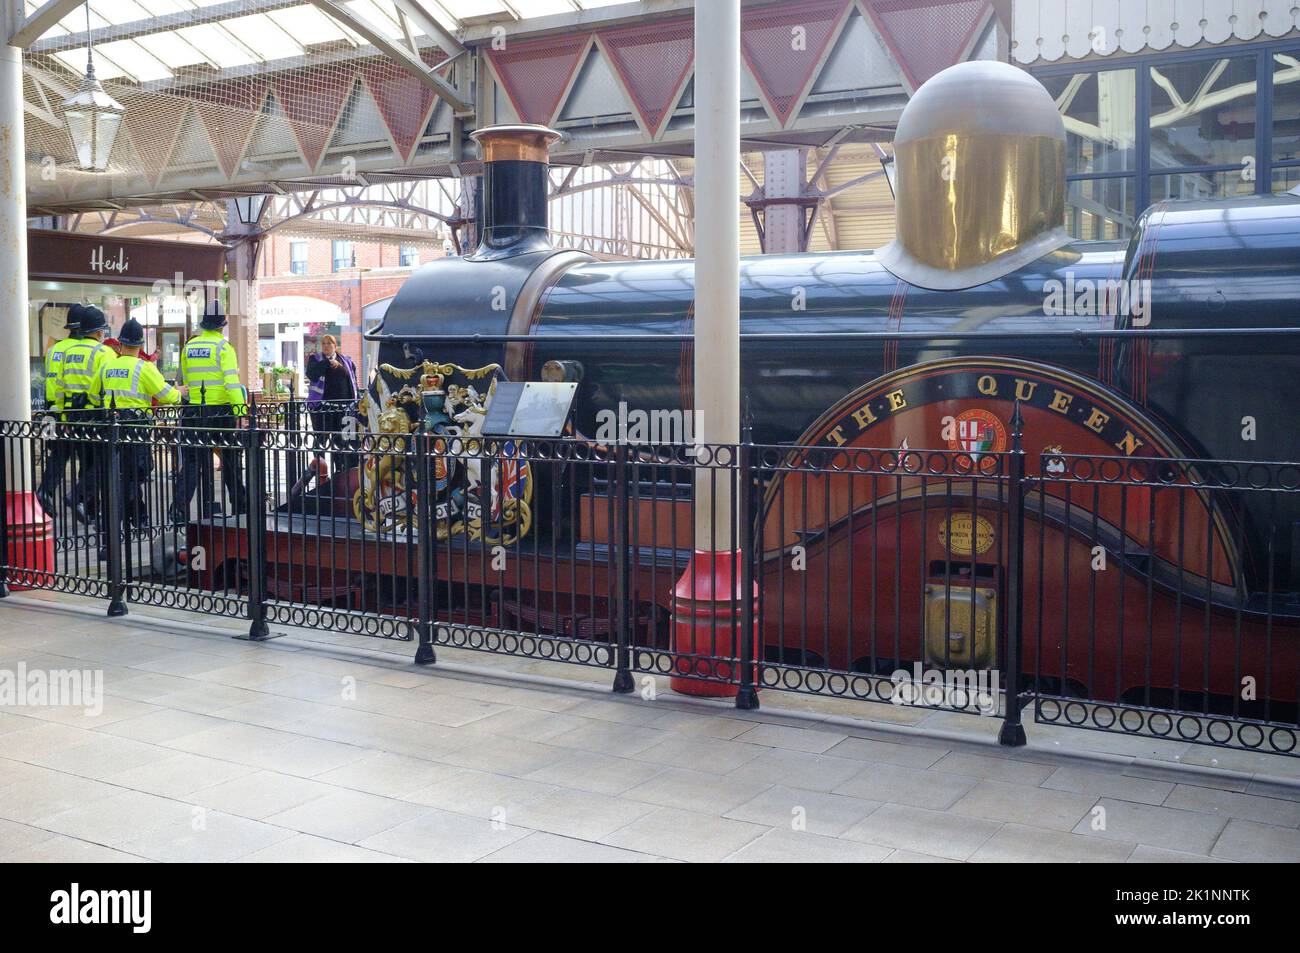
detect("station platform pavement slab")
[1,590,1298,863]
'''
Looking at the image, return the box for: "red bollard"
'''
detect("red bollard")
[4,493,55,591]
[670,550,758,697]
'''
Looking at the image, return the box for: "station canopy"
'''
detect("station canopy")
[21,0,634,210]
[28,1,628,84]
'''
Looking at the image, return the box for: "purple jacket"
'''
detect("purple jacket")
[305,351,357,407]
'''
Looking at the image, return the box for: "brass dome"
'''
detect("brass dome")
[470,124,563,164]
[877,61,1070,291]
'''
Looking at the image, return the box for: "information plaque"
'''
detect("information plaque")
[481,381,578,438]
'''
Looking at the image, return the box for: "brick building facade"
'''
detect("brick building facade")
[255,233,448,392]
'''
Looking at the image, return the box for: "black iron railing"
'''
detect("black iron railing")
[2,405,1297,757]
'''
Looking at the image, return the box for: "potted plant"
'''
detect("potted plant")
[260,365,299,397]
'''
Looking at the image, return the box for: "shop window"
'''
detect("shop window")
[1272,50,1300,165]
[1040,68,1137,175]
[290,241,308,276]
[1272,165,1300,195]
[1150,56,1258,170]
[1066,177,1136,240]
[1038,43,1300,228]
[331,240,354,273]
[1150,171,1257,203]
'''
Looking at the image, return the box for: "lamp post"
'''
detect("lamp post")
[61,5,124,174]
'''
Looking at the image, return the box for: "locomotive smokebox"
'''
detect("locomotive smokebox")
[878,60,1070,291]
[469,124,564,259]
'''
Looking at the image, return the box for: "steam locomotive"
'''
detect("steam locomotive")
[361,62,1300,714]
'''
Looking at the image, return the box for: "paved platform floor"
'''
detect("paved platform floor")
[2,591,1299,863]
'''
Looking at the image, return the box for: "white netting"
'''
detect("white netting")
[23,0,464,211]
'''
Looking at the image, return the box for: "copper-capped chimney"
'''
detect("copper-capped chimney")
[469,124,563,259]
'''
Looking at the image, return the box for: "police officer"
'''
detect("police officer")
[58,306,112,410]
[91,318,184,535]
[36,304,87,516]
[59,306,113,523]
[172,300,248,523]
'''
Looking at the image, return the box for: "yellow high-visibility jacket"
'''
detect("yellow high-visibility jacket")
[43,336,79,411]
[91,354,182,411]
[59,338,112,409]
[180,329,247,414]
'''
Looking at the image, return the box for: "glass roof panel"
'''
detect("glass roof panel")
[54,47,130,81]
[134,30,211,70]
[345,0,404,38]
[175,23,257,69]
[266,5,353,48]
[366,0,407,26]
[98,38,174,80]
[87,0,157,22]
[510,0,582,17]
[132,0,191,15]
[55,7,113,34]
[441,1,511,21]
[27,0,648,41]
[223,13,307,61]
[28,0,654,77]
[410,1,460,33]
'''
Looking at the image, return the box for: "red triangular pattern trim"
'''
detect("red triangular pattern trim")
[121,91,188,187]
[272,65,354,172]
[599,16,694,139]
[486,33,591,125]
[860,0,992,91]
[190,79,268,179]
[741,0,852,126]
[359,55,450,162]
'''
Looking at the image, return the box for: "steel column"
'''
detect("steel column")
[759,149,810,254]
[0,23,30,426]
[691,0,741,544]
[223,217,262,392]
[669,0,744,700]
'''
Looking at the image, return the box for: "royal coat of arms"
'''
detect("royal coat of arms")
[355,360,533,544]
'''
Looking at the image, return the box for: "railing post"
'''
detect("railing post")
[735,423,759,710]
[0,430,10,599]
[286,397,302,491]
[611,441,634,693]
[413,430,436,665]
[999,401,1027,746]
[105,400,127,617]
[244,395,270,640]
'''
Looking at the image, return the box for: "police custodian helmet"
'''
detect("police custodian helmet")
[118,317,146,347]
[65,303,87,333]
[200,299,227,330]
[79,306,109,334]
